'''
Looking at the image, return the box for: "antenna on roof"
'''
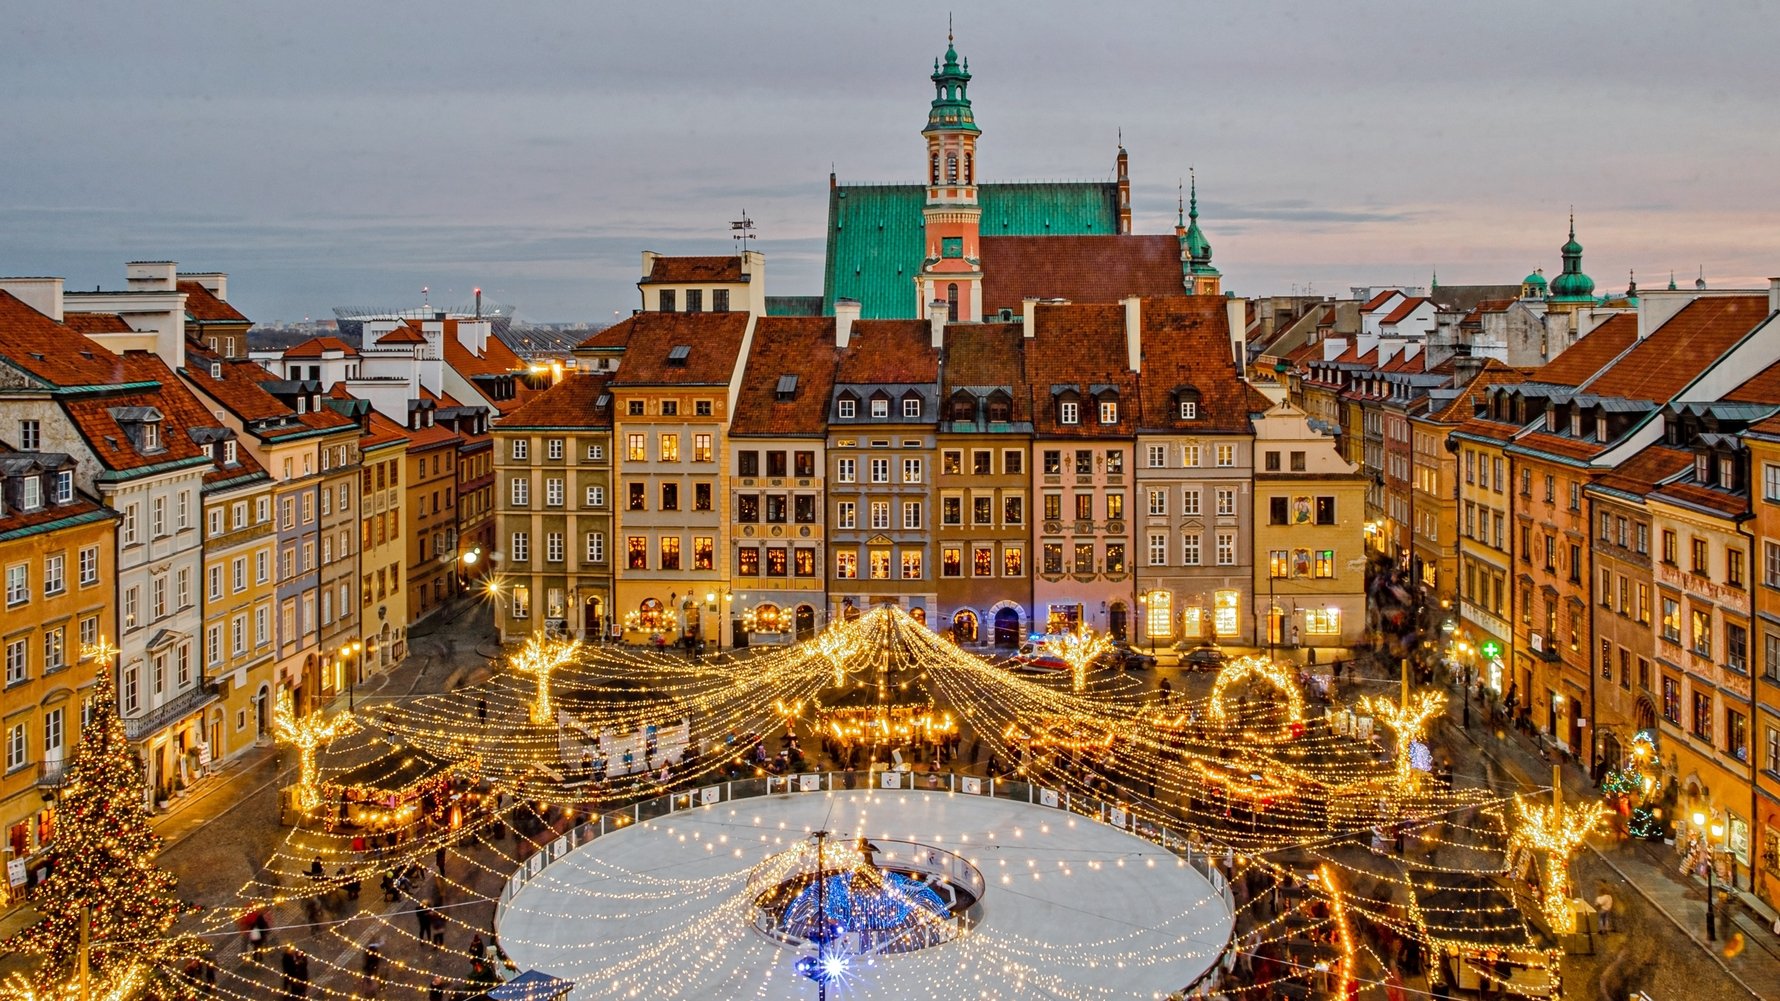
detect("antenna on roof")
[421,286,430,309]
[731,211,756,253]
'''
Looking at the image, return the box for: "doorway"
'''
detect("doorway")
[1109,602,1128,642]
[993,608,1020,649]
[952,610,978,644]
[795,605,816,640]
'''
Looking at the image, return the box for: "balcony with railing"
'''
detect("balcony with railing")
[123,682,219,742]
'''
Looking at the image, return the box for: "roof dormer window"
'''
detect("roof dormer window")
[1058,399,1079,426]
[870,394,890,419]
[667,345,691,367]
[1695,453,1709,484]
[1595,414,1607,442]
[986,393,1011,423]
[54,470,72,504]
[1174,386,1202,422]
[775,375,798,402]
[837,395,856,419]
[901,393,922,418]
[224,440,238,465]
[948,393,976,423]
[1720,456,1735,490]
[296,396,307,414]
[210,362,222,378]
[22,476,41,512]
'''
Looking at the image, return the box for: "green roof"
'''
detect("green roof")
[766,295,825,317]
[822,181,1119,318]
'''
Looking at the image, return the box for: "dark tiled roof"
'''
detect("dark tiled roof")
[177,281,250,324]
[1533,313,1638,388]
[498,372,615,430]
[834,320,939,385]
[1026,302,1140,436]
[0,446,111,537]
[1584,295,1769,401]
[977,235,1184,315]
[640,256,744,285]
[941,323,1030,421]
[1134,297,1249,434]
[607,311,750,387]
[731,318,840,437]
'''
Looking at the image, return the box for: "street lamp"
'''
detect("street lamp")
[1693,810,1727,941]
[705,590,734,654]
[338,640,364,711]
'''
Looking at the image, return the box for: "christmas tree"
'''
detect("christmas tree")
[9,650,194,987]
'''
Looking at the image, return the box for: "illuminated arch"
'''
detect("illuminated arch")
[1207,655,1304,724]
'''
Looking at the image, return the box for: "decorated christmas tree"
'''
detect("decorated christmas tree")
[8,650,194,987]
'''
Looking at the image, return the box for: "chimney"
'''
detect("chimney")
[1225,297,1248,376]
[1770,277,1780,315]
[1022,298,1041,339]
[929,301,947,349]
[1453,353,1485,389]
[0,277,64,321]
[125,260,177,291]
[180,272,228,300]
[1122,296,1142,372]
[834,298,861,348]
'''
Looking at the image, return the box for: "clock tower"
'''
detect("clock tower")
[917,29,983,323]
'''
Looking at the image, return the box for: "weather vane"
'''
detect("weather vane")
[731,211,756,252]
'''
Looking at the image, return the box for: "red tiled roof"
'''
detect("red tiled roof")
[182,344,356,435]
[1379,297,1428,325]
[440,324,536,415]
[1725,357,1780,404]
[607,311,751,387]
[361,410,412,449]
[576,324,632,350]
[1653,480,1746,517]
[0,292,141,388]
[1592,443,1692,497]
[1512,430,1609,462]
[62,312,134,335]
[731,318,840,437]
[1361,290,1400,312]
[1134,297,1250,434]
[1026,302,1140,437]
[640,256,744,285]
[61,353,212,473]
[404,420,462,451]
[1532,313,1637,388]
[499,372,615,430]
[375,324,427,346]
[1462,299,1514,325]
[941,323,1031,422]
[835,320,939,385]
[178,281,250,325]
[1583,296,1768,400]
[285,336,359,358]
[977,235,1184,315]
[1427,359,1528,423]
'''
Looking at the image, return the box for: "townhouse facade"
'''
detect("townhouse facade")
[491,374,615,642]
[349,408,410,674]
[0,448,115,902]
[1251,401,1369,648]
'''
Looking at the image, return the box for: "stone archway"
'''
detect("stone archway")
[952,609,979,644]
[991,605,1022,649]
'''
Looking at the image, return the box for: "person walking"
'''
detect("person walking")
[361,942,384,996]
[1594,884,1614,932]
[290,949,309,998]
[280,947,299,998]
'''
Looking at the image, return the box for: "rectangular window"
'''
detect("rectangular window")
[1043,450,1062,475]
[626,433,646,462]
[738,547,760,576]
[511,532,529,563]
[941,546,962,578]
[836,501,855,529]
[43,627,63,672]
[1182,533,1201,566]
[546,532,564,563]
[1315,549,1334,578]
[903,458,923,484]
[5,638,26,686]
[835,550,857,579]
[1042,543,1063,574]
[658,434,680,462]
[1147,444,1167,468]
[510,477,529,506]
[657,536,681,571]
[1003,545,1024,577]
[870,550,891,579]
[1729,623,1749,672]
[693,536,714,570]
[43,554,64,597]
[870,458,889,484]
[1074,543,1095,574]
[5,565,27,607]
[586,531,605,563]
[1693,608,1713,657]
[1216,531,1235,566]
[1216,488,1236,517]
[1215,444,1235,467]
[1150,533,1168,566]
[904,501,923,530]
[1303,608,1341,634]
[1105,543,1126,573]
[871,501,890,530]
[1694,691,1714,740]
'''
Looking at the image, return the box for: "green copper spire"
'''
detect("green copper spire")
[1668,270,1678,291]
[1183,170,1215,273]
[1549,211,1595,302]
[925,23,978,135]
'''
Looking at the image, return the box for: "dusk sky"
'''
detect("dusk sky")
[5,1,1777,323]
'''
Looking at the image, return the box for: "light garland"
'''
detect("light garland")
[1505,794,1606,936]
[1207,655,1305,725]
[1040,627,1112,693]
[1358,689,1446,789]
[508,632,582,725]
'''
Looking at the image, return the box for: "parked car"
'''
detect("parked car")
[1101,642,1157,671]
[1009,642,1069,673]
[1176,644,1227,671]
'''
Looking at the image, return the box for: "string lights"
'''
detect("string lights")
[272,689,359,813]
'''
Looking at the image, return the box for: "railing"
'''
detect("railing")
[124,682,219,742]
[35,757,70,789]
[496,769,1237,995]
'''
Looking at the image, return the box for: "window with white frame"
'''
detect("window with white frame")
[1059,401,1079,425]
[546,532,564,563]
[1149,533,1168,566]
[44,554,63,596]
[1215,444,1236,467]
[585,485,605,508]
[5,722,24,772]
[5,638,26,686]
[902,501,922,529]
[1183,443,1201,467]
[1182,533,1201,566]
[547,438,563,459]
[546,478,564,506]
[903,397,922,418]
[1182,488,1201,516]
[902,458,923,484]
[1148,489,1166,516]
[512,439,529,459]
[510,478,529,506]
[586,532,605,563]
[870,458,889,483]
[870,501,890,530]
[207,624,222,666]
[5,565,26,607]
[1216,531,1236,566]
[1216,488,1236,516]
[511,532,529,563]
[54,471,72,504]
[1146,444,1167,467]
[43,627,63,672]
[837,502,856,529]
[836,458,856,483]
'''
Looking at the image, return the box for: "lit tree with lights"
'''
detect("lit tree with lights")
[1359,690,1446,789]
[8,642,194,989]
[510,633,581,725]
[272,688,358,812]
[1043,628,1111,693]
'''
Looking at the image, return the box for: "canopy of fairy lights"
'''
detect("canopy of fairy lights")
[139,604,1567,1000]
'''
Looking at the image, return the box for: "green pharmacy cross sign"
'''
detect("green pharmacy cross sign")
[1479,640,1502,660]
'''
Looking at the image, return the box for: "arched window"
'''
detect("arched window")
[946,155,958,183]
[931,153,940,185]
[946,283,959,322]
[963,152,973,183]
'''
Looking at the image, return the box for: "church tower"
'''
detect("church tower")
[1176,172,1221,296]
[916,28,983,323]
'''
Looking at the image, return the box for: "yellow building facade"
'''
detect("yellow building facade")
[198,463,276,766]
